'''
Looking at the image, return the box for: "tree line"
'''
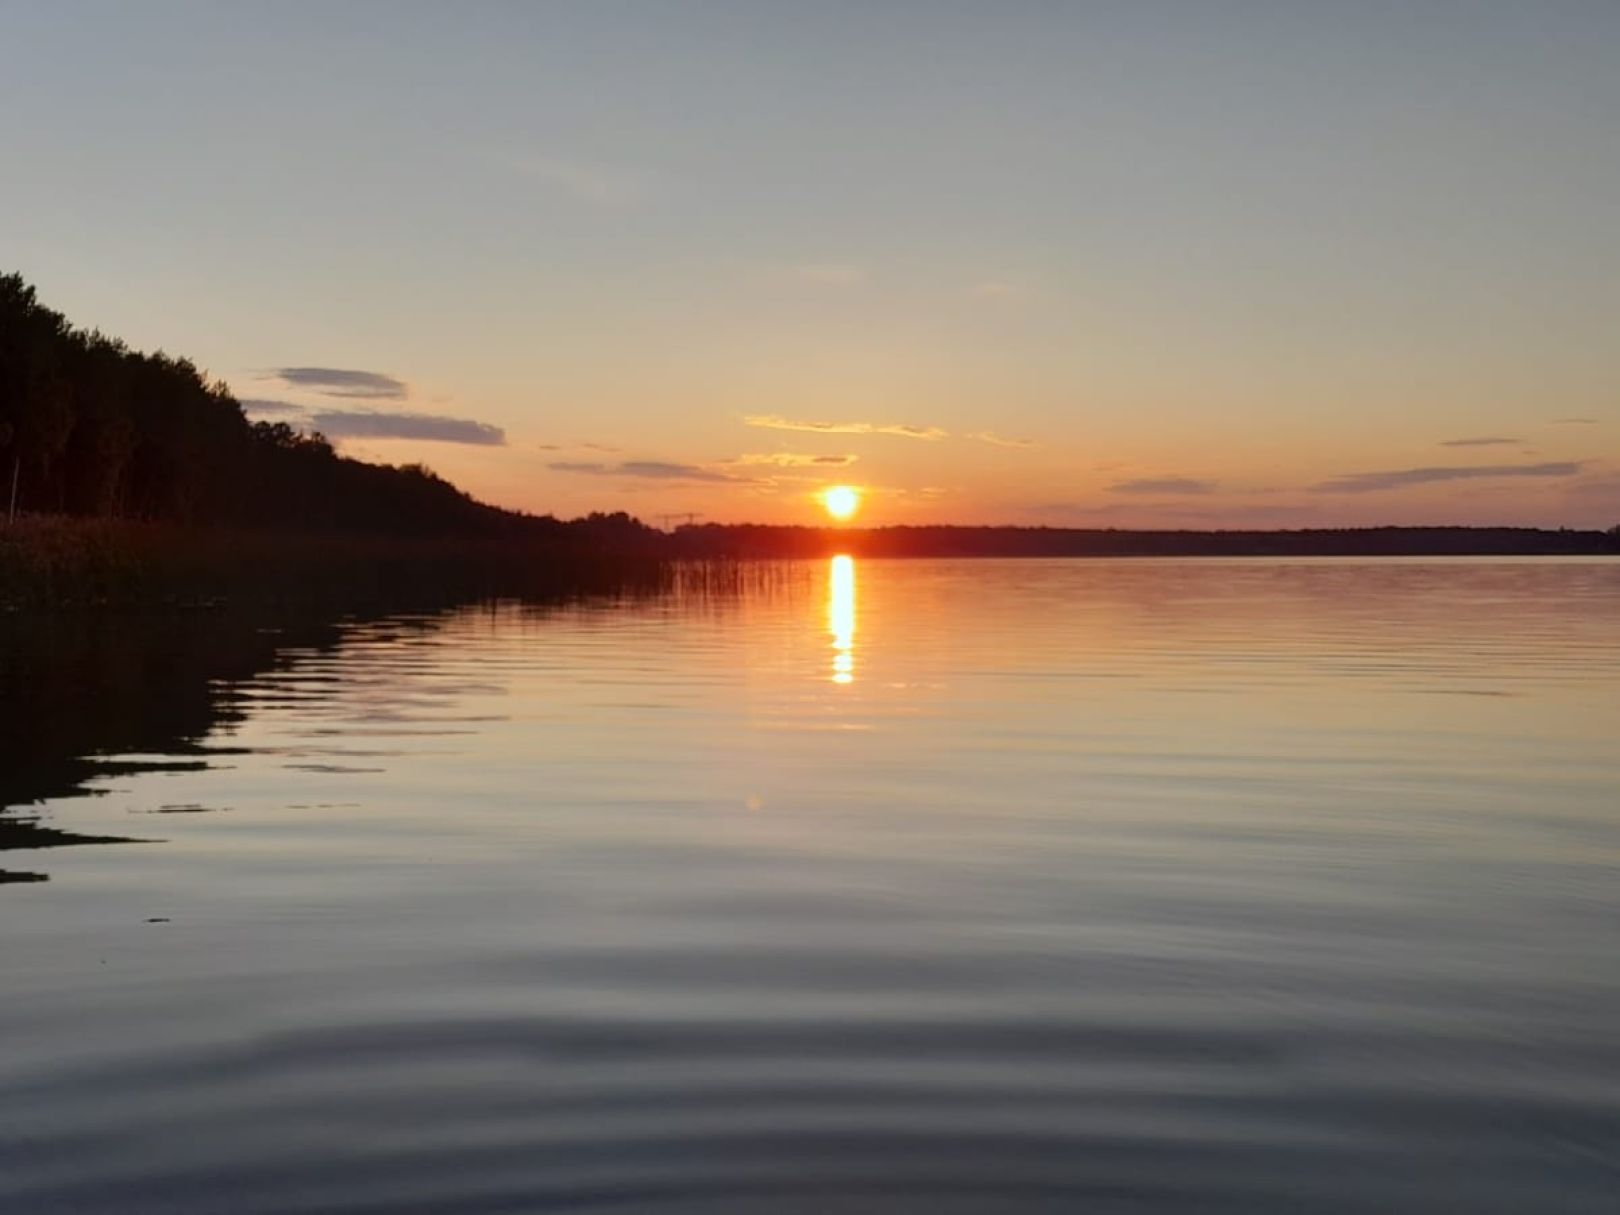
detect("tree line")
[671,523,1620,558]
[0,272,657,546]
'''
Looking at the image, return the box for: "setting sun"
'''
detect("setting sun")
[822,485,861,521]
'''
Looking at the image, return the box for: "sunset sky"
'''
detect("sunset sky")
[2,2,1616,527]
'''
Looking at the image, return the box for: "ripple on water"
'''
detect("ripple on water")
[2,559,1619,1212]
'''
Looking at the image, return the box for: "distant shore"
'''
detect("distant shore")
[5,516,1616,610]
[670,522,1620,561]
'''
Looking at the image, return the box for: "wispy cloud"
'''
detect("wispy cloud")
[1566,472,1620,512]
[501,153,646,208]
[539,440,624,454]
[1207,504,1321,523]
[966,431,1037,448]
[1440,436,1519,448]
[1041,501,1319,524]
[1554,417,1598,425]
[1312,462,1581,494]
[1107,477,1217,496]
[743,414,947,440]
[311,410,505,445]
[239,398,306,416]
[548,460,743,483]
[732,452,859,468]
[272,367,408,400]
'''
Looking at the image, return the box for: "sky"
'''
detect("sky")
[2,1,1617,528]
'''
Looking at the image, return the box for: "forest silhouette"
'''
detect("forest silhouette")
[0,272,654,546]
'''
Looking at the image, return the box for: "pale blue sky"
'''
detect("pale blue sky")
[3,1,1616,525]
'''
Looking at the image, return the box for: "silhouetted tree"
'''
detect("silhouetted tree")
[0,272,657,549]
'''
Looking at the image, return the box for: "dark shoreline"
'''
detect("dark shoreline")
[0,515,669,610]
[667,523,1620,561]
[5,517,1618,610]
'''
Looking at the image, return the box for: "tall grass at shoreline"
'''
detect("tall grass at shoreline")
[0,515,668,609]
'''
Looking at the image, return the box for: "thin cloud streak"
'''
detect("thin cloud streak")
[733,452,859,468]
[1041,501,1319,523]
[239,398,306,416]
[1566,473,1620,517]
[1440,437,1519,447]
[548,460,743,483]
[272,367,408,400]
[1108,477,1217,496]
[1312,462,1581,494]
[967,431,1037,448]
[311,410,505,445]
[744,414,947,440]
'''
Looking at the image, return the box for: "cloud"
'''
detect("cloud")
[1554,417,1598,425]
[966,431,1037,448]
[538,440,623,454]
[310,410,505,445]
[743,414,947,440]
[1566,473,1620,515]
[1041,501,1320,524]
[1440,436,1519,447]
[733,452,859,468]
[1312,461,1582,494]
[1107,477,1217,495]
[272,367,408,400]
[501,153,646,207]
[1204,504,1321,523]
[548,460,742,483]
[239,398,307,416]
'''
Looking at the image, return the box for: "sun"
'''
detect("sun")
[821,485,861,522]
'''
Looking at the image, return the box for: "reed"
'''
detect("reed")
[0,515,669,609]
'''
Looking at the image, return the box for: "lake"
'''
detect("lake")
[3,558,1618,1213]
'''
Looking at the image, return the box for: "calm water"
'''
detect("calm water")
[3,558,1619,1213]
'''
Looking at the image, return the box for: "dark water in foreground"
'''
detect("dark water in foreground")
[2,558,1619,1213]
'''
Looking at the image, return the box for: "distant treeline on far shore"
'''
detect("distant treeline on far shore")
[671,524,1620,560]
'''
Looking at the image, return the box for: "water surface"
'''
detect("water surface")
[3,558,1619,1212]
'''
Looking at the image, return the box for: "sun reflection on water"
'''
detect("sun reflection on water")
[828,554,856,685]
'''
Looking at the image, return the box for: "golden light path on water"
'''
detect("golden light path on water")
[828,554,856,684]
